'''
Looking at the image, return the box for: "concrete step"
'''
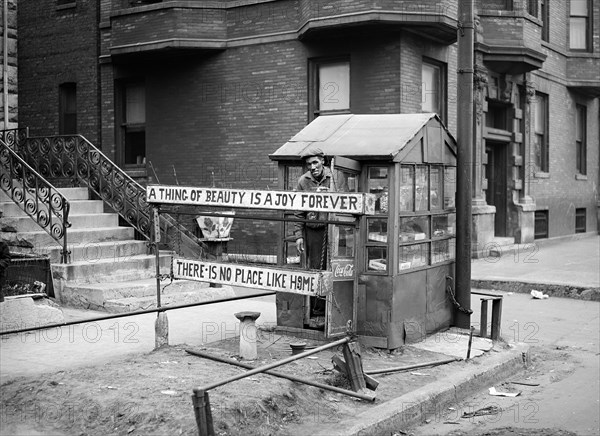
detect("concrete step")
[103,286,236,313]
[9,240,148,263]
[59,277,232,312]
[0,226,135,249]
[1,213,119,232]
[1,199,104,217]
[0,187,89,202]
[51,253,172,285]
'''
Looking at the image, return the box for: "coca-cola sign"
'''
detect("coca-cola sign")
[331,259,355,280]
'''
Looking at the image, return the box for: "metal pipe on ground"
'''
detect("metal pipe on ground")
[363,357,459,375]
[0,290,276,336]
[193,336,353,392]
[185,348,376,402]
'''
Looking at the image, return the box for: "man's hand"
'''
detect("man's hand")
[296,237,304,254]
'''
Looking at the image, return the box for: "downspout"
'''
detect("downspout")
[3,0,9,128]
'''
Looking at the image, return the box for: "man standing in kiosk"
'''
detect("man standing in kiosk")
[294,148,332,326]
[294,148,332,270]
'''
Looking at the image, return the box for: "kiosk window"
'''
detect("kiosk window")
[368,167,389,213]
[332,225,355,257]
[432,214,455,238]
[432,239,456,264]
[430,166,442,210]
[415,166,429,211]
[399,243,429,270]
[400,216,429,242]
[368,218,388,243]
[398,164,457,271]
[400,166,414,211]
[367,247,387,272]
[444,167,456,209]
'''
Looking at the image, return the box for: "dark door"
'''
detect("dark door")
[485,142,508,236]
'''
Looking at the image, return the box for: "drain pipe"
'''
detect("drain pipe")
[3,0,9,128]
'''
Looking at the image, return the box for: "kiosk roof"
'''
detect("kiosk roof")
[270,113,454,161]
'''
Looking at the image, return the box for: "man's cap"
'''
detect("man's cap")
[301,147,325,160]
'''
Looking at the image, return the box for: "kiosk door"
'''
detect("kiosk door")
[326,157,360,337]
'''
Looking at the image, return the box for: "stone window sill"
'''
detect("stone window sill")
[57,2,76,11]
[534,172,549,179]
[575,174,588,181]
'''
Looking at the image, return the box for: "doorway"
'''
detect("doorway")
[485,141,508,236]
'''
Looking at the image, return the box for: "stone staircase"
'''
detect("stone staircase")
[0,187,234,312]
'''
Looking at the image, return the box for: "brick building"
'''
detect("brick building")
[0,0,17,130]
[14,0,600,253]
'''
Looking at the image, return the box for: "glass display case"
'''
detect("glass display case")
[398,164,456,272]
[366,166,389,272]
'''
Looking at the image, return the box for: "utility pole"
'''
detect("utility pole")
[455,0,474,328]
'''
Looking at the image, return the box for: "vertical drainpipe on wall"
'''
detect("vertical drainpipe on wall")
[455,0,474,328]
[3,0,9,129]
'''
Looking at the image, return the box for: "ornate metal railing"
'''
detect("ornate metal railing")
[0,139,71,263]
[12,133,204,258]
[0,127,29,149]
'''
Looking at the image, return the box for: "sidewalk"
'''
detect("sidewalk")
[472,234,600,298]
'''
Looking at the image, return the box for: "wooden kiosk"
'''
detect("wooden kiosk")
[270,113,458,349]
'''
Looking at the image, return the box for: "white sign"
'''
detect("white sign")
[173,258,333,296]
[146,185,375,215]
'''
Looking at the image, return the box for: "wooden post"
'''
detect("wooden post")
[192,389,214,436]
[491,298,503,340]
[331,355,379,391]
[342,340,368,394]
[480,299,488,338]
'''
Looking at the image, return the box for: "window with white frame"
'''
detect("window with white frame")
[421,59,446,122]
[309,58,350,120]
[570,0,591,50]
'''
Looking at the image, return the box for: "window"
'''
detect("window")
[398,164,456,272]
[570,0,591,50]
[541,0,549,42]
[309,58,350,120]
[122,82,146,165]
[422,59,446,122]
[576,104,586,175]
[527,0,538,17]
[534,210,548,239]
[575,208,586,233]
[486,101,509,130]
[366,167,389,272]
[533,92,549,172]
[59,83,77,134]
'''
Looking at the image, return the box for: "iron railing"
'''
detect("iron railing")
[0,139,71,263]
[6,131,203,258]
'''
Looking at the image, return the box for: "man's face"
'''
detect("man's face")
[306,156,324,179]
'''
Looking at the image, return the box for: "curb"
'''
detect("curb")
[316,343,530,436]
[472,279,600,301]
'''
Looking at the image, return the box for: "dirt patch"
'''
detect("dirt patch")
[1,329,470,436]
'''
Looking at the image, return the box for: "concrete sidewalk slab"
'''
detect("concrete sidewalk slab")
[472,234,599,299]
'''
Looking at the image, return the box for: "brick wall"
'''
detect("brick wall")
[528,79,599,237]
[0,0,17,129]
[17,0,99,143]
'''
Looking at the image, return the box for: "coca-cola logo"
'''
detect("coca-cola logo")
[333,262,354,278]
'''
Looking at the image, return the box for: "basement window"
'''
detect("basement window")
[534,211,548,239]
[575,208,586,233]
